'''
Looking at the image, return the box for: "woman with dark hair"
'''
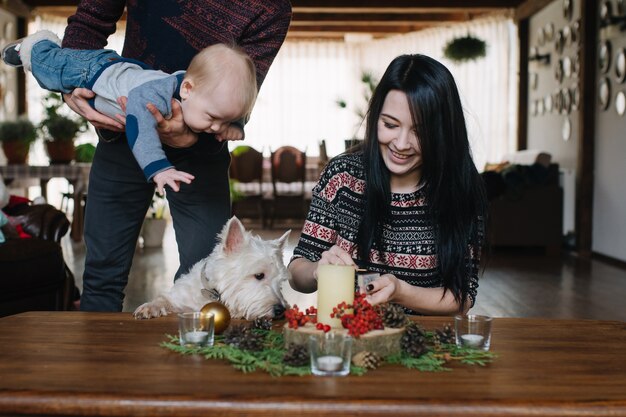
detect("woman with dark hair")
[288,54,487,315]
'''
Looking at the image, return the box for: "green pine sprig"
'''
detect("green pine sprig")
[161,325,497,376]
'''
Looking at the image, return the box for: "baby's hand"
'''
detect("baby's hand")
[215,125,243,142]
[153,168,195,194]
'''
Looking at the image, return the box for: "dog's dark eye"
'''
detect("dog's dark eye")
[254,273,265,280]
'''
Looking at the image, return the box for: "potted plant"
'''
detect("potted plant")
[140,192,168,248]
[0,116,38,164]
[39,92,88,164]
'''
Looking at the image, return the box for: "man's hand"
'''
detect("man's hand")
[63,88,125,131]
[153,168,195,195]
[147,99,198,148]
[215,125,244,142]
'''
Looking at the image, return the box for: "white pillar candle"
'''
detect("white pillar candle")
[461,333,484,347]
[317,355,343,372]
[316,264,355,328]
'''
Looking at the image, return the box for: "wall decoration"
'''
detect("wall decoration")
[555,30,565,54]
[563,56,573,78]
[544,23,555,41]
[572,53,580,77]
[600,1,613,27]
[555,89,564,113]
[555,58,564,83]
[537,27,546,46]
[571,20,580,43]
[561,88,572,114]
[599,77,611,110]
[616,91,626,116]
[571,85,580,110]
[562,117,572,141]
[563,0,574,21]
[545,94,554,113]
[563,25,572,46]
[599,41,612,73]
[616,49,626,83]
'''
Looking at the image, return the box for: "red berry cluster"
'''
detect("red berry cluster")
[285,305,317,329]
[315,323,331,333]
[331,292,383,338]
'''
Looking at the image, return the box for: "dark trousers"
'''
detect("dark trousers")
[80,135,231,312]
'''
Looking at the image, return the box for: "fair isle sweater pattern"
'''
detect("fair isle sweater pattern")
[292,152,480,312]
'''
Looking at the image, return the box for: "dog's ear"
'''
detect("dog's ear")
[275,229,291,251]
[223,216,246,254]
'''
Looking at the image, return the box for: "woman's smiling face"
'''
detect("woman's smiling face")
[377,89,422,192]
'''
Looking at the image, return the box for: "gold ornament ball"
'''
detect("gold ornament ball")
[201,302,231,334]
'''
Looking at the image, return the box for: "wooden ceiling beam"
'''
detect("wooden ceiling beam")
[292,12,473,24]
[291,0,524,11]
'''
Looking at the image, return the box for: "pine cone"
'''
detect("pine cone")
[401,322,428,358]
[352,351,381,370]
[253,317,273,331]
[433,323,456,346]
[379,303,408,328]
[223,324,264,351]
[283,343,309,367]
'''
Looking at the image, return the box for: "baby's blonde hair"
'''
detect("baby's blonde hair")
[185,43,257,120]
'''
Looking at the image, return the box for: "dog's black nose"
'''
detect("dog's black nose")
[273,304,286,319]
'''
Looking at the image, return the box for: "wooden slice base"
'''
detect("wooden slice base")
[283,323,404,357]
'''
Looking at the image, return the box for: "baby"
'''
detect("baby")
[2,30,257,194]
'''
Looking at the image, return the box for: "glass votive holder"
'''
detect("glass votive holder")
[454,314,492,351]
[309,332,352,377]
[178,311,214,348]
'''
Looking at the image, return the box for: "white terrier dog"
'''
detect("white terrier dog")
[133,216,291,320]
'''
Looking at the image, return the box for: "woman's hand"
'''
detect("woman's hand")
[318,245,355,266]
[365,273,401,306]
[63,88,125,131]
[147,99,198,148]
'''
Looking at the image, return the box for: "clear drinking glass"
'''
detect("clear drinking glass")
[455,314,492,351]
[309,332,352,376]
[178,312,214,347]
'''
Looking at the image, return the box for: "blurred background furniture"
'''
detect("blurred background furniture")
[229,146,266,227]
[268,146,308,228]
[0,203,77,316]
[482,150,563,255]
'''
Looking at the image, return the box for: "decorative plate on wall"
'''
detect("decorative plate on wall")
[562,117,571,141]
[563,0,574,21]
[555,58,564,83]
[555,30,565,54]
[571,20,580,44]
[599,41,612,74]
[554,90,563,113]
[600,1,613,26]
[571,53,580,77]
[562,25,572,46]
[571,84,580,110]
[545,94,554,113]
[599,77,611,110]
[616,91,626,116]
[561,88,572,114]
[616,49,626,83]
[563,56,573,78]
[544,23,555,41]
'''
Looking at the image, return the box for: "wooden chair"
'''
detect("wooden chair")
[229,146,265,227]
[268,146,307,228]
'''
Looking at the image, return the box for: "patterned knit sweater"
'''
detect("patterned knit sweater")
[292,152,480,311]
[62,0,292,88]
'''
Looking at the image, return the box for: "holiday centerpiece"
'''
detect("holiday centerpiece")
[161,267,496,376]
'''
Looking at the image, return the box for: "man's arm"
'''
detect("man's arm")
[62,0,126,50]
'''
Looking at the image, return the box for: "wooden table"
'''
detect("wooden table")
[0,312,624,417]
[0,164,91,241]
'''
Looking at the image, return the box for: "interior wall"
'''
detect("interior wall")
[0,8,18,165]
[592,1,626,262]
[526,0,581,239]
[526,0,581,171]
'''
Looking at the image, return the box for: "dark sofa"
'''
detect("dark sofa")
[483,157,563,255]
[0,204,77,316]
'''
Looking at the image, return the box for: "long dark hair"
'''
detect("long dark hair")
[355,54,487,309]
